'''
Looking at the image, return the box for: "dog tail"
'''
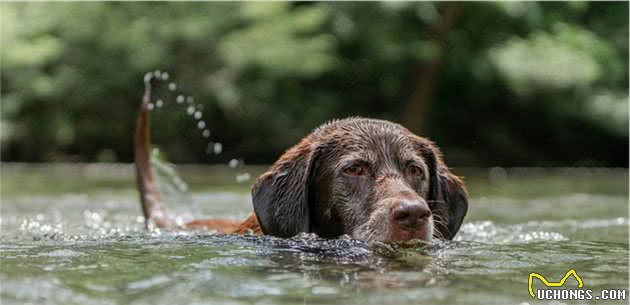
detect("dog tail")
[134,73,176,229]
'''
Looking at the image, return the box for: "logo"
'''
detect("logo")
[528,269,583,298]
[528,269,627,301]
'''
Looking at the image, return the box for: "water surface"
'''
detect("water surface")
[1,164,628,304]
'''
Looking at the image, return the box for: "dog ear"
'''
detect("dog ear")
[435,167,468,240]
[252,141,317,237]
[413,136,468,240]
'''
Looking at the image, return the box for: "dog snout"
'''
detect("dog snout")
[391,200,431,229]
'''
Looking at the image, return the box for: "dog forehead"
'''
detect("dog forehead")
[314,118,417,161]
[315,117,407,140]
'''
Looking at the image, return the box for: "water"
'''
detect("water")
[145,71,217,158]
[1,164,628,305]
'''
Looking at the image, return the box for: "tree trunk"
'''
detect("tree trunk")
[403,3,460,134]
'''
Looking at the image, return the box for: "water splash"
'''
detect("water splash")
[213,142,223,154]
[148,148,194,226]
[143,70,247,182]
[236,173,251,183]
[228,159,240,168]
[456,221,566,243]
[227,159,251,183]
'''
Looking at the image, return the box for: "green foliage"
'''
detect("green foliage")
[1,2,627,166]
[490,23,613,94]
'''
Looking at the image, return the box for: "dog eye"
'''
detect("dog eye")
[344,164,365,176]
[407,165,423,176]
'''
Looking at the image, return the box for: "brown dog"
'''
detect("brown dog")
[135,84,468,243]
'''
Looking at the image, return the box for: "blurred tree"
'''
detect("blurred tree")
[1,2,627,166]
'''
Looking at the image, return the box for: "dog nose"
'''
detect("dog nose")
[391,200,431,229]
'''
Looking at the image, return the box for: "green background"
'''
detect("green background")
[1,2,628,166]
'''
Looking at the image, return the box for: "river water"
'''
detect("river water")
[1,164,627,304]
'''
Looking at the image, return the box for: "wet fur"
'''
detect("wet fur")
[135,80,467,242]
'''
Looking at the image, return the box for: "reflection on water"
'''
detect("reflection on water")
[0,164,628,305]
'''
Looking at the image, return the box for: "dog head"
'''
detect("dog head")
[252,118,467,243]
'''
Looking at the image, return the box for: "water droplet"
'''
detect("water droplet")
[228,159,239,168]
[186,106,195,115]
[197,121,206,129]
[194,111,202,119]
[186,96,194,104]
[168,83,177,91]
[156,99,164,108]
[236,173,251,183]
[488,167,508,185]
[176,95,185,104]
[147,103,155,111]
[202,129,210,138]
[161,72,169,80]
[213,142,223,154]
